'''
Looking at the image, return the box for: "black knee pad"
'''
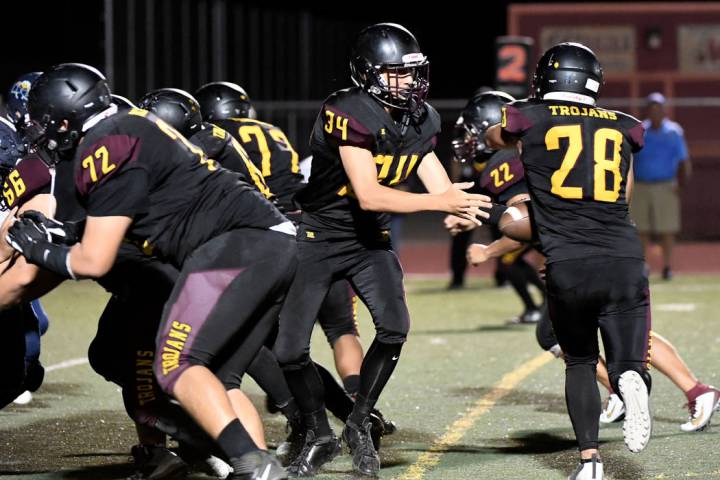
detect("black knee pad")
[276,352,312,372]
[375,312,410,344]
[324,326,359,347]
[563,354,598,369]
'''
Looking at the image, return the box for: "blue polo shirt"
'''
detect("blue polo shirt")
[633,118,688,182]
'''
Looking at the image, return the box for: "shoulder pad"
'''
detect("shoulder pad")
[3,154,51,209]
[611,110,645,153]
[423,102,442,136]
[322,88,375,148]
[479,150,525,196]
[190,125,231,158]
[75,133,141,197]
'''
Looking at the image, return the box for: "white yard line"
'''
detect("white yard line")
[44,357,89,373]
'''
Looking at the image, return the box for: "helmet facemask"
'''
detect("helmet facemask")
[451,119,493,164]
[352,55,430,113]
[25,114,80,166]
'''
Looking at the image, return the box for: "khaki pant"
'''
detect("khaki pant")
[630,181,680,234]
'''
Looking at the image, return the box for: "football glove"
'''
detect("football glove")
[6,217,75,279]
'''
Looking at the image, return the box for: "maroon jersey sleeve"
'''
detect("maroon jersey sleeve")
[75,134,148,217]
[501,104,534,137]
[321,103,374,149]
[3,154,51,209]
[627,122,645,154]
[480,156,526,197]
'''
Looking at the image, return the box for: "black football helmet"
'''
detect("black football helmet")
[349,23,430,113]
[26,63,111,155]
[194,81,252,121]
[532,42,603,102]
[137,88,202,138]
[111,94,136,111]
[452,90,515,164]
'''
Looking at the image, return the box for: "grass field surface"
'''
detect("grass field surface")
[1,275,718,479]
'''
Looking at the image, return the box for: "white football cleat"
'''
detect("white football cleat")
[599,393,625,424]
[203,455,233,479]
[568,455,603,480]
[618,371,652,453]
[13,391,32,405]
[681,387,720,432]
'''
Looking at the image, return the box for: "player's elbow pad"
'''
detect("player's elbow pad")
[481,203,511,226]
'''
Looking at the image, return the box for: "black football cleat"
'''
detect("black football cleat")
[230,450,287,480]
[368,408,397,451]
[342,419,380,477]
[276,414,306,467]
[286,430,341,477]
[130,444,189,480]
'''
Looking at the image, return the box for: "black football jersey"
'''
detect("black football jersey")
[296,87,441,238]
[189,122,272,199]
[213,117,304,211]
[73,109,287,267]
[479,149,528,204]
[501,99,645,263]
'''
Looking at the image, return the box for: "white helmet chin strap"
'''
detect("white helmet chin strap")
[543,92,596,106]
[82,104,118,132]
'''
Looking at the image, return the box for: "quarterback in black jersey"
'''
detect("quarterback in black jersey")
[487,43,651,480]
[9,64,294,480]
[269,24,491,477]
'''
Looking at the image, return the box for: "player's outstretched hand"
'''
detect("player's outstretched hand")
[467,243,490,266]
[443,214,478,235]
[441,183,492,225]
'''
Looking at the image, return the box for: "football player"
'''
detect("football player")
[456,91,719,437]
[267,24,492,477]
[448,90,547,324]
[0,116,49,410]
[193,82,303,213]
[486,42,651,480]
[1,103,237,479]
[9,63,295,480]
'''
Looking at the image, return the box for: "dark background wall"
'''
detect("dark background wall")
[2,0,519,103]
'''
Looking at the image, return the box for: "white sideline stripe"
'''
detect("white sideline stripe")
[45,357,89,373]
[656,303,697,312]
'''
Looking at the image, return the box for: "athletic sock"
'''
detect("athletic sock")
[314,362,354,422]
[565,360,601,451]
[217,419,258,459]
[348,340,402,425]
[342,374,360,397]
[685,382,712,402]
[283,362,332,437]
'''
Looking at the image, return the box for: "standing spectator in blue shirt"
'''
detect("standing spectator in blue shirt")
[631,92,692,280]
